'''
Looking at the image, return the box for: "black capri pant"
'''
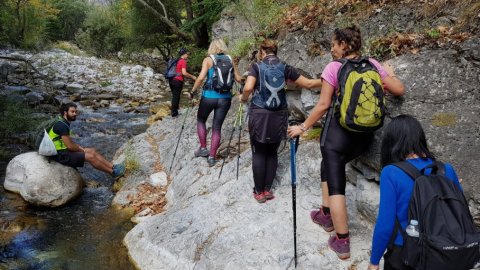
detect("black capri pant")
[320,116,374,195]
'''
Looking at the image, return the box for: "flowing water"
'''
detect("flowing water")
[0,103,149,270]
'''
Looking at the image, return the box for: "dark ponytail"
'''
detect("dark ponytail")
[333,25,362,57]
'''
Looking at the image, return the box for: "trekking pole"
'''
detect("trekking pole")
[218,103,243,179]
[289,136,299,268]
[236,103,244,181]
[169,102,193,172]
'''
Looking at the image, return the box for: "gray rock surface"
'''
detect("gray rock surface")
[118,105,374,270]
[4,152,83,207]
[118,13,479,270]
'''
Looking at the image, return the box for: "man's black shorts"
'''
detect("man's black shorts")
[51,151,85,168]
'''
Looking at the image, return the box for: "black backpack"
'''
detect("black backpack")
[164,58,180,79]
[390,161,480,270]
[209,54,234,93]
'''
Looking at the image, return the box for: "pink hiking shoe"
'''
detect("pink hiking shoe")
[328,234,350,260]
[263,190,275,200]
[310,208,334,232]
[253,191,266,203]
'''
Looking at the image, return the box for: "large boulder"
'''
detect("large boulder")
[4,152,83,207]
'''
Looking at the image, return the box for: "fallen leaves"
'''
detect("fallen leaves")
[125,182,167,215]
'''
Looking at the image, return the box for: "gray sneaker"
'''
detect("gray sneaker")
[207,156,217,167]
[194,148,209,157]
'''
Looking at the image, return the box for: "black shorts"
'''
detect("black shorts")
[51,151,85,168]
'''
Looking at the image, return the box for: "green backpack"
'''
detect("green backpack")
[30,117,60,149]
[334,57,386,132]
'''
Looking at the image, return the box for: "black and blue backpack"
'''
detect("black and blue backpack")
[164,58,180,79]
[252,61,286,110]
[208,54,234,93]
[390,161,480,270]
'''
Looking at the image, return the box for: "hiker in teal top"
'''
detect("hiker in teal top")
[190,39,243,167]
[50,102,125,178]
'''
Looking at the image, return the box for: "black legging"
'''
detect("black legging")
[196,97,232,157]
[169,79,183,116]
[251,139,281,193]
[320,116,374,195]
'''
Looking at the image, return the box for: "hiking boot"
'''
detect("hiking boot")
[207,156,217,167]
[112,164,126,179]
[328,235,350,260]
[263,190,275,200]
[194,147,209,157]
[310,208,334,232]
[253,191,266,203]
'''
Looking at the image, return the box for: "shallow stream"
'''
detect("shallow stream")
[0,104,149,270]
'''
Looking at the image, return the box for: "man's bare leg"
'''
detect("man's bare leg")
[84,148,113,174]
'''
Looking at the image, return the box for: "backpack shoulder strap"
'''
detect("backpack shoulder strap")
[392,161,422,180]
[388,218,407,249]
[210,55,217,66]
[225,54,233,63]
[420,160,445,176]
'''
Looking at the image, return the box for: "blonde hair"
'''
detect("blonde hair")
[207,39,228,55]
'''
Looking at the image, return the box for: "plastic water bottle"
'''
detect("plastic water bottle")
[406,219,420,237]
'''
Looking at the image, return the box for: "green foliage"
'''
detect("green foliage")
[230,37,256,58]
[46,0,88,41]
[75,4,128,56]
[124,144,140,173]
[52,41,84,55]
[426,28,441,39]
[304,127,322,141]
[182,0,227,32]
[188,48,208,72]
[100,81,113,87]
[0,0,59,49]
[0,96,41,138]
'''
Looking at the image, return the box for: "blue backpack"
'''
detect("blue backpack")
[252,61,286,110]
[164,58,180,79]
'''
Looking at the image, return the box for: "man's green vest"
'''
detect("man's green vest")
[48,117,71,151]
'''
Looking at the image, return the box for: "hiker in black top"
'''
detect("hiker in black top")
[240,39,322,203]
[287,25,405,260]
[169,48,197,117]
[50,103,126,178]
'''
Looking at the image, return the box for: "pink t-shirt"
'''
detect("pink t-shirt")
[321,58,388,90]
[173,58,187,81]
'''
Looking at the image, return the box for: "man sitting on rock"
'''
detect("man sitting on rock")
[49,102,125,178]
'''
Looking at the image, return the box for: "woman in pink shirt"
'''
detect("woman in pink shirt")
[288,25,405,260]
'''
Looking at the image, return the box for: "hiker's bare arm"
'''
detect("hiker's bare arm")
[240,75,256,103]
[181,68,197,81]
[287,81,334,137]
[382,63,405,96]
[294,76,322,90]
[233,63,243,83]
[61,135,83,152]
[191,58,212,93]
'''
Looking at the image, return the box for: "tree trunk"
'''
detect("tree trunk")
[184,0,203,47]
[135,0,193,42]
[196,0,210,48]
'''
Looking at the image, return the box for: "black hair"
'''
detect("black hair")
[380,114,435,168]
[60,102,77,115]
[333,25,362,57]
